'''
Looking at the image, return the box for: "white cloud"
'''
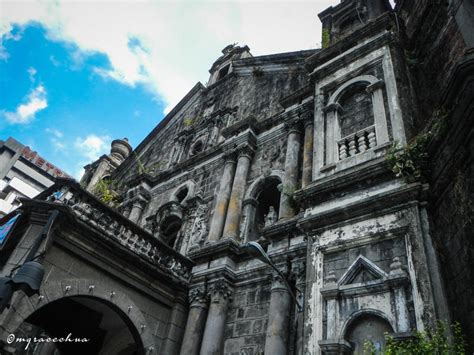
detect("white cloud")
[27,67,37,82]
[46,127,64,138]
[2,84,48,124]
[45,128,66,151]
[0,29,22,60]
[74,134,111,162]
[1,0,333,114]
[73,133,111,180]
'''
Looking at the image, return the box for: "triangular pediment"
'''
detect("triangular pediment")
[338,255,388,286]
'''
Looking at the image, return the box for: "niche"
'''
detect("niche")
[160,215,183,247]
[345,314,393,354]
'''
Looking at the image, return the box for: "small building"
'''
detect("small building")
[0,137,68,217]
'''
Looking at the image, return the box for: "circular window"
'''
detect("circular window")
[191,140,204,155]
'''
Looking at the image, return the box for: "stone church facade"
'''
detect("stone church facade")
[1,0,473,354]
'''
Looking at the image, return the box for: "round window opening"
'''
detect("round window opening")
[192,141,204,155]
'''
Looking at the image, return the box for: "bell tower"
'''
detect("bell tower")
[318,0,392,47]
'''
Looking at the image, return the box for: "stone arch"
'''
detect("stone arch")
[4,278,157,354]
[244,170,284,200]
[171,181,196,205]
[327,75,379,106]
[340,309,395,340]
[324,74,389,164]
[342,310,394,354]
[241,171,284,241]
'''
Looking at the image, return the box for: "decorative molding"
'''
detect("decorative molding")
[208,279,233,302]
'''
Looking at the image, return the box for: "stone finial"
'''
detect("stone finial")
[326,270,338,286]
[389,257,406,276]
[110,138,132,164]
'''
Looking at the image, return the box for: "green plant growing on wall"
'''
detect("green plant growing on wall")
[183,118,194,127]
[93,178,122,206]
[132,151,166,175]
[322,29,330,49]
[385,107,450,183]
[363,321,465,355]
[385,134,430,183]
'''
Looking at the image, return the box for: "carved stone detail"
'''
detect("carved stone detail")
[208,279,233,302]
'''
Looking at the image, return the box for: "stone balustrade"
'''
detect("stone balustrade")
[337,125,377,160]
[42,178,193,283]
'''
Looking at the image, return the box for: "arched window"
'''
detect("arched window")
[324,75,389,164]
[339,83,374,137]
[345,314,393,354]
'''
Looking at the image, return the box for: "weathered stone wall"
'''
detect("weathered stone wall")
[223,283,271,355]
[116,63,309,183]
[396,0,474,348]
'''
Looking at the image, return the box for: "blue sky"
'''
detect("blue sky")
[0,0,338,179]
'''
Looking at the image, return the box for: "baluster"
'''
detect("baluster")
[348,135,357,156]
[339,141,348,159]
[358,132,368,152]
[368,130,377,148]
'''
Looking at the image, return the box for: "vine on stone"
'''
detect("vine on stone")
[93,178,122,206]
[385,108,449,183]
[364,321,465,355]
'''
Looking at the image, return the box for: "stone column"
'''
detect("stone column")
[389,257,410,332]
[323,103,342,165]
[200,280,233,355]
[126,185,150,224]
[128,196,147,224]
[324,271,339,340]
[265,265,292,355]
[163,293,188,355]
[180,287,209,355]
[222,147,254,240]
[207,153,237,242]
[240,198,258,242]
[292,260,306,355]
[302,115,314,188]
[366,81,389,145]
[279,122,303,220]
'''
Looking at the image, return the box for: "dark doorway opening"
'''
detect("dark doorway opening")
[15,296,144,355]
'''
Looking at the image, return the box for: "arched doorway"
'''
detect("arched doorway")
[13,295,144,355]
[345,313,393,354]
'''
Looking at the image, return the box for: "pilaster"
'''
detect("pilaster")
[200,279,233,355]
[180,286,209,355]
[222,146,254,240]
[279,120,303,219]
[265,264,292,355]
[207,152,237,242]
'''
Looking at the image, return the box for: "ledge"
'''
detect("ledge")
[294,157,393,207]
[187,237,243,264]
[298,182,429,232]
